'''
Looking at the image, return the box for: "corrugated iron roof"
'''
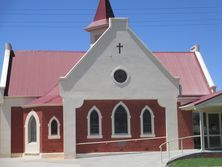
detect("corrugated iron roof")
[192,90,222,106]
[6,50,211,103]
[7,50,84,97]
[24,83,62,107]
[154,52,211,96]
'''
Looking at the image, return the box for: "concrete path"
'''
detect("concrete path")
[0,152,162,167]
[0,150,200,167]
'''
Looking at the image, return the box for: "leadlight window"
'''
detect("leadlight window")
[90,110,99,135]
[28,116,37,143]
[143,109,152,134]
[51,120,58,135]
[140,106,155,137]
[114,69,128,84]
[114,105,128,134]
[48,116,61,139]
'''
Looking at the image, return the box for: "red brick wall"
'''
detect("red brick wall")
[11,106,63,154]
[37,106,63,153]
[177,103,194,149]
[76,100,166,153]
[11,107,24,153]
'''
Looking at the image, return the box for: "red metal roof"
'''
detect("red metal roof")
[7,51,84,97]
[153,52,211,96]
[6,50,212,106]
[192,90,222,106]
[26,83,62,107]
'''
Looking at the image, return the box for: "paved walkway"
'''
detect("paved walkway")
[0,152,161,167]
[0,150,200,167]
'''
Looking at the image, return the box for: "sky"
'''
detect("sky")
[0,0,221,90]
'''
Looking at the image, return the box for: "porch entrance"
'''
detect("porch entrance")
[207,113,222,149]
[193,112,222,149]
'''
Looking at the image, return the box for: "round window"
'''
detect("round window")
[113,69,128,84]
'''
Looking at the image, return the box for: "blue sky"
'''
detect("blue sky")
[0,0,222,90]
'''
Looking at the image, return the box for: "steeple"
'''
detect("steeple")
[85,0,115,45]
[93,0,114,22]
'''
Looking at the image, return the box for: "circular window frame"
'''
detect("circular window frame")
[112,67,130,87]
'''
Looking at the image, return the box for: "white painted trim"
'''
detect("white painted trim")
[60,18,179,90]
[140,106,155,137]
[111,134,132,138]
[87,106,103,139]
[111,101,131,138]
[11,153,23,158]
[77,136,166,145]
[0,46,11,88]
[23,104,62,108]
[195,51,215,92]
[111,67,130,87]
[24,110,40,154]
[41,152,64,158]
[48,116,61,139]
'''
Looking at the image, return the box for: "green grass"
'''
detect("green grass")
[169,157,222,167]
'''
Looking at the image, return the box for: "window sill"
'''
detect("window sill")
[48,135,61,139]
[111,134,132,139]
[140,134,155,138]
[87,135,103,139]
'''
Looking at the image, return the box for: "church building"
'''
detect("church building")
[0,0,222,158]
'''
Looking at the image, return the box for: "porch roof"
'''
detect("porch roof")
[180,90,222,111]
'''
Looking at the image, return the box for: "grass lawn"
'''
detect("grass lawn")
[169,157,222,167]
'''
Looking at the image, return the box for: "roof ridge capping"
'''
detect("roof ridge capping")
[190,44,216,93]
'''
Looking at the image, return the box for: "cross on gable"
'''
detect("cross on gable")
[116,43,123,54]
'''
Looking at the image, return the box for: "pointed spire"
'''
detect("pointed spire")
[93,0,115,21]
[85,0,115,32]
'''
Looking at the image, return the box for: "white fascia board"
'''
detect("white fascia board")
[0,49,11,88]
[195,51,215,91]
[179,103,195,111]
[60,19,114,81]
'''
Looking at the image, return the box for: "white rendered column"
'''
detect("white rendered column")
[199,111,205,151]
[63,98,83,159]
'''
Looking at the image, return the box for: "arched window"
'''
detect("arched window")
[87,106,102,138]
[48,116,61,139]
[115,105,128,133]
[112,102,131,138]
[90,110,99,134]
[28,116,37,143]
[140,106,155,137]
[51,120,58,135]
